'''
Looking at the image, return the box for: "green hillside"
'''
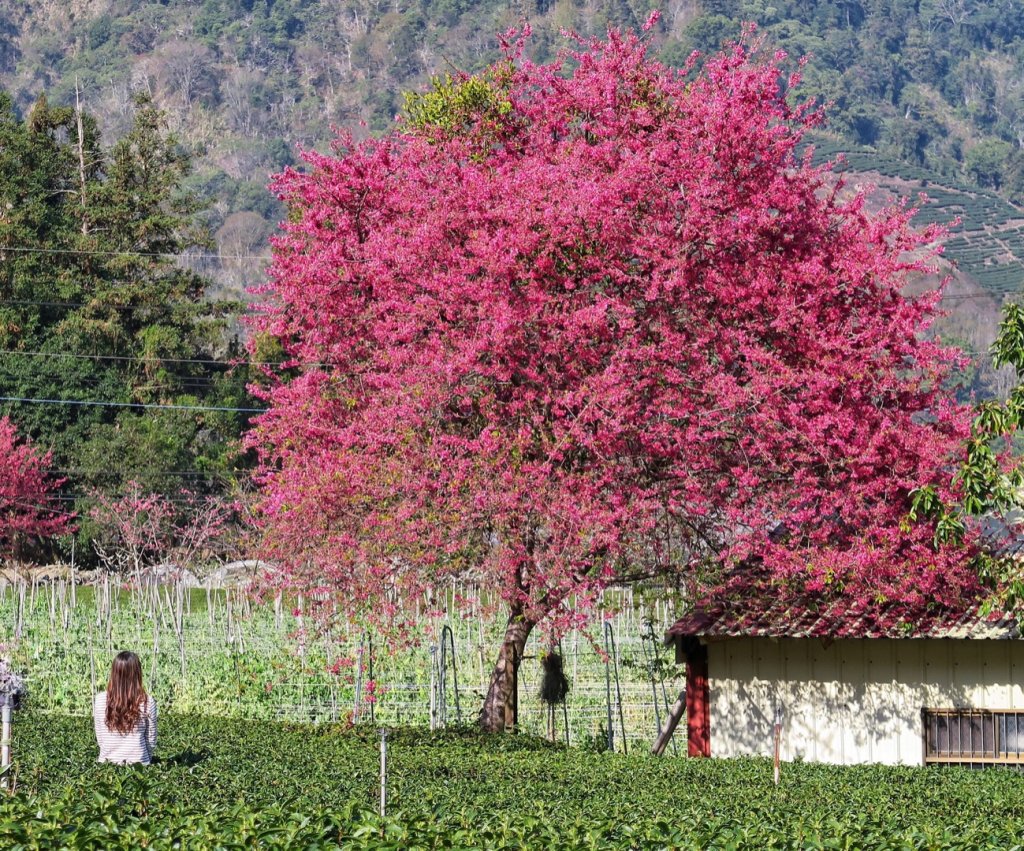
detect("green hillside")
[0,0,1022,297]
[809,134,1024,298]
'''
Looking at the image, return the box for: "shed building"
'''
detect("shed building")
[666,599,1024,766]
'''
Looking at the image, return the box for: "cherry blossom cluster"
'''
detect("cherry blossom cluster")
[247,27,980,637]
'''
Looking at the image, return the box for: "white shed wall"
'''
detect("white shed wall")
[708,638,1024,765]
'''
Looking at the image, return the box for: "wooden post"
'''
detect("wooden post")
[651,689,686,756]
[773,706,784,786]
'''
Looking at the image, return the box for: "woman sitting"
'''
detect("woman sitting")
[93,651,157,765]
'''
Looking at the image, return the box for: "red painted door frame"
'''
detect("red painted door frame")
[685,642,710,757]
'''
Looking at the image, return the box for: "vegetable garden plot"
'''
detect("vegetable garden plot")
[0,578,684,751]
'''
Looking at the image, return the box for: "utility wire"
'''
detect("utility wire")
[0,244,371,263]
[0,349,282,368]
[52,469,234,477]
[0,298,256,313]
[0,395,265,413]
[0,371,253,388]
[0,245,272,262]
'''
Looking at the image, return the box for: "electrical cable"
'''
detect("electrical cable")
[0,349,283,368]
[0,298,256,313]
[0,245,272,262]
[0,395,264,413]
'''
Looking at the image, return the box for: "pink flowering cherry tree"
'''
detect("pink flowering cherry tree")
[89,481,236,580]
[247,26,979,731]
[0,417,71,561]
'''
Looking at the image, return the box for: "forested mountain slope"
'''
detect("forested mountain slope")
[0,2,1022,375]
[0,0,1022,303]
[0,0,1021,562]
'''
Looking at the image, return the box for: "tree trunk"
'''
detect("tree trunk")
[478,610,535,732]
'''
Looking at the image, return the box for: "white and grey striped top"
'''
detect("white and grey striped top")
[93,691,158,765]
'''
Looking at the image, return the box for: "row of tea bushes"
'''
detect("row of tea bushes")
[804,133,1024,298]
[4,713,1024,849]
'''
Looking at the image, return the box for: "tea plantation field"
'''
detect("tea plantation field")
[4,713,1024,849]
[807,134,1024,298]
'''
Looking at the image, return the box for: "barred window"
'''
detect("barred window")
[923,709,1024,766]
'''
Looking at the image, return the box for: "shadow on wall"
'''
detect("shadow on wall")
[710,638,999,765]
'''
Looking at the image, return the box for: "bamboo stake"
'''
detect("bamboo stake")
[1,702,11,790]
[379,729,388,818]
[15,582,25,644]
[88,624,96,696]
[70,543,77,609]
[151,616,159,693]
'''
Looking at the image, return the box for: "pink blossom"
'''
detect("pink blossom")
[246,28,982,640]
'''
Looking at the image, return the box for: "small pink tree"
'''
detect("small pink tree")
[247,27,980,730]
[0,417,71,560]
[90,481,235,579]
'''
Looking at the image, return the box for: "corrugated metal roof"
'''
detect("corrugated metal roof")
[666,598,1020,641]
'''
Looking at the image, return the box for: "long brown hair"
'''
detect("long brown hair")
[105,651,147,734]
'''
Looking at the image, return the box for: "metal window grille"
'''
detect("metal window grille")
[923,708,1024,767]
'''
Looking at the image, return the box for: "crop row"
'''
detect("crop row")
[4,713,1024,849]
[803,134,1024,299]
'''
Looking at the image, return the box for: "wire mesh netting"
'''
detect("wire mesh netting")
[0,576,687,752]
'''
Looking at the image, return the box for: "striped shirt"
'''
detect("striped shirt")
[93,691,158,765]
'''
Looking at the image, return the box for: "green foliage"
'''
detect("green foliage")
[0,92,253,560]
[403,64,515,144]
[1,0,1023,335]
[908,303,1024,611]
[679,1,1024,206]
[966,139,1015,191]
[5,713,1024,848]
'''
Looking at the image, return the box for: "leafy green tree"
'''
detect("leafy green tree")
[0,91,252,562]
[965,139,1013,190]
[909,303,1024,610]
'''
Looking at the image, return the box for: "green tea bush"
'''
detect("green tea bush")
[4,713,1024,849]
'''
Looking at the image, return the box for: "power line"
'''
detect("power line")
[0,244,371,264]
[0,371,252,389]
[0,298,255,314]
[45,494,233,504]
[0,349,282,368]
[52,469,234,477]
[0,395,264,413]
[0,371,255,394]
[2,292,1013,314]
[0,245,272,262]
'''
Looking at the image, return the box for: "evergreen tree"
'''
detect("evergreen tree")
[0,91,252,560]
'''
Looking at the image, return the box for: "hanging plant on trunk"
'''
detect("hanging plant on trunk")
[246,21,982,731]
